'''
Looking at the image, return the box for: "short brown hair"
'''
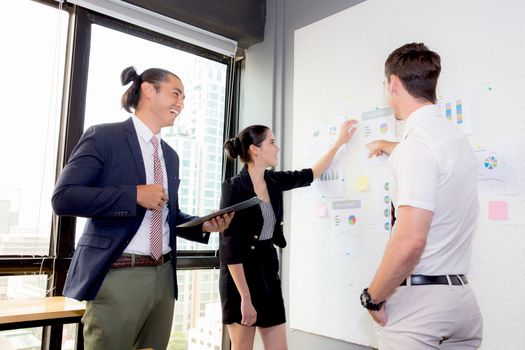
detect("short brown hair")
[385,43,441,103]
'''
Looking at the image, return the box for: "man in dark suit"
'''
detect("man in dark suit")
[52,66,232,349]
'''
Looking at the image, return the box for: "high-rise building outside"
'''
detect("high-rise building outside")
[163,58,227,349]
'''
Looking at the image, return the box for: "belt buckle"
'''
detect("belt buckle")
[157,254,164,265]
[451,274,466,286]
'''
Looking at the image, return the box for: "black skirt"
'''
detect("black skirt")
[219,239,285,327]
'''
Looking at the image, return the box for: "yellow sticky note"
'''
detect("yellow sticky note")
[355,176,369,192]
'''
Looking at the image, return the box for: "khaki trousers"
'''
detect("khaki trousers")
[375,284,483,349]
[82,262,175,350]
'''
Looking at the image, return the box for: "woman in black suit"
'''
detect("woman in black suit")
[220,120,356,349]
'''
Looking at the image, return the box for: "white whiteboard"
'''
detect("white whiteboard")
[289,0,525,348]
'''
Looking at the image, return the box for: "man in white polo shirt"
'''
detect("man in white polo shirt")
[362,43,483,349]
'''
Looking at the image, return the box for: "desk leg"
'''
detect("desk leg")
[76,322,84,350]
[45,324,63,350]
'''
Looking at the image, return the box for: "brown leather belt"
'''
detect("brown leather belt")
[112,252,172,269]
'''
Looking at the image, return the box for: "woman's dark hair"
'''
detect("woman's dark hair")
[385,43,441,104]
[120,66,180,113]
[224,125,270,163]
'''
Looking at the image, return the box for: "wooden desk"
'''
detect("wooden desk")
[0,296,85,349]
[0,296,85,329]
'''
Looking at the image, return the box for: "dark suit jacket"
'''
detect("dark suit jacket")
[219,166,313,265]
[52,118,209,301]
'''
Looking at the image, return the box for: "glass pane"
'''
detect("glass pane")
[62,324,80,350]
[171,270,222,350]
[0,275,48,300]
[0,329,42,350]
[0,275,48,349]
[0,1,68,255]
[77,24,227,252]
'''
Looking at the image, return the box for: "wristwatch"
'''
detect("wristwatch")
[360,288,384,311]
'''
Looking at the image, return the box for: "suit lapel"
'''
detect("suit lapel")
[161,141,180,198]
[265,170,281,216]
[240,167,279,207]
[239,166,263,226]
[239,166,256,197]
[123,118,146,183]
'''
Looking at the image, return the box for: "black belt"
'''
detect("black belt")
[400,274,468,286]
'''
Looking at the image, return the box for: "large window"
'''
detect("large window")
[0,1,75,347]
[78,24,229,347]
[0,1,236,349]
[174,270,222,350]
[0,1,67,256]
[78,24,228,252]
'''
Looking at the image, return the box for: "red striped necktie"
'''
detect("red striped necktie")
[150,136,163,260]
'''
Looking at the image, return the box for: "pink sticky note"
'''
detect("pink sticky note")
[488,201,508,220]
[314,204,328,217]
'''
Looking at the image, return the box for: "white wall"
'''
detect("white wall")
[241,0,370,349]
[290,0,525,348]
[238,0,277,129]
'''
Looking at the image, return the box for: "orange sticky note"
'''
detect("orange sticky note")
[488,201,508,220]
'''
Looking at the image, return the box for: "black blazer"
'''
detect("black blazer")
[52,118,209,301]
[219,166,313,265]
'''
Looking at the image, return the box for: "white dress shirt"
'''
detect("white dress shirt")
[124,115,171,255]
[389,104,479,275]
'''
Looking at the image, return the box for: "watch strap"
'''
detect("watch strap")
[361,288,384,311]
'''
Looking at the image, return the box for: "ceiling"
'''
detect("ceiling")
[123,0,267,49]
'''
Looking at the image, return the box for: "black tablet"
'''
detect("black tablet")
[176,196,262,228]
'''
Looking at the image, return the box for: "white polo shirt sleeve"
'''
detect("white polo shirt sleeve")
[392,139,438,212]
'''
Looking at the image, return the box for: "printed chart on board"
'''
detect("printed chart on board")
[359,107,396,165]
[474,142,519,195]
[437,88,473,135]
[302,115,348,200]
